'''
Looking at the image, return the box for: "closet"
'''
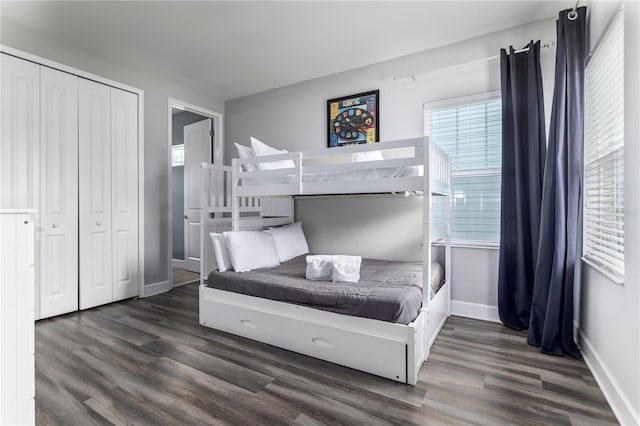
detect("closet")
[1,52,141,319]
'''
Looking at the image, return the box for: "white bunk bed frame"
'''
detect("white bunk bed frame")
[199,136,451,385]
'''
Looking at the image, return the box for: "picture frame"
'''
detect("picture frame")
[327,90,379,148]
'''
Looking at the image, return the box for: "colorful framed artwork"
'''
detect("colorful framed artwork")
[327,90,379,148]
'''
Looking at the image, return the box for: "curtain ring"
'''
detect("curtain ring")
[568,10,578,20]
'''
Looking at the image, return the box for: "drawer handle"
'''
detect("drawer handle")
[240,319,256,329]
[52,224,59,229]
[311,337,333,349]
[97,222,102,227]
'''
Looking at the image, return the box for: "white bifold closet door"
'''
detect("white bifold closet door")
[110,88,139,302]
[39,67,79,319]
[79,83,138,309]
[79,79,113,309]
[0,54,41,316]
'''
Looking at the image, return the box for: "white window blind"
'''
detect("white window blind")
[424,92,502,243]
[584,7,624,277]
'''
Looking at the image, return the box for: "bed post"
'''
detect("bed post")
[200,163,208,286]
[295,151,302,194]
[445,153,452,317]
[231,158,239,231]
[422,136,432,356]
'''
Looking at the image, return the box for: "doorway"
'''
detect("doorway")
[168,99,223,288]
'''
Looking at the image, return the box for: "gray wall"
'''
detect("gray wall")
[576,2,639,423]
[171,111,209,261]
[226,17,556,309]
[1,19,225,294]
[295,195,424,262]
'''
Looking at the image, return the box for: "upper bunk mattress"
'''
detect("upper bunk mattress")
[206,255,423,324]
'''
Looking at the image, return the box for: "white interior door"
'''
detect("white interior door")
[79,79,113,310]
[111,88,139,302]
[184,118,212,273]
[39,67,78,319]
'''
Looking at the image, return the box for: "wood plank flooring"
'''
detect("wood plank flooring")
[172,267,200,287]
[35,284,617,425]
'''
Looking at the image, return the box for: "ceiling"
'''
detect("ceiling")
[1,1,567,101]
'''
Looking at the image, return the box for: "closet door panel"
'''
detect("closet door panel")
[79,79,113,309]
[111,88,139,301]
[40,67,78,319]
[0,54,41,318]
[0,54,40,210]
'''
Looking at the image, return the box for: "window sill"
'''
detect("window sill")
[432,241,499,250]
[580,257,625,286]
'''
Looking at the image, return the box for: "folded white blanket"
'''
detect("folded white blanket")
[332,255,362,283]
[305,255,334,281]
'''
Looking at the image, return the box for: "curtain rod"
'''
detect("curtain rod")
[392,40,555,82]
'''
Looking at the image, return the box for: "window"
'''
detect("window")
[424,92,501,243]
[172,144,185,167]
[583,7,624,278]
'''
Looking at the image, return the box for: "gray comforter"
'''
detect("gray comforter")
[206,255,423,324]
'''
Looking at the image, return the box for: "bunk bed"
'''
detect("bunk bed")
[198,136,451,385]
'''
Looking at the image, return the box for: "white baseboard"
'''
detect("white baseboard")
[576,324,639,426]
[451,300,500,323]
[143,280,171,297]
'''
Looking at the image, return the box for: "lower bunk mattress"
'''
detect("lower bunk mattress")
[207,255,424,324]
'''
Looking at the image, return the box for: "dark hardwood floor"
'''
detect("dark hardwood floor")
[35,284,617,425]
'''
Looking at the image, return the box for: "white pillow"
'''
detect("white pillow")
[209,233,233,272]
[352,150,384,162]
[234,142,257,172]
[223,230,280,272]
[268,222,309,262]
[250,136,295,171]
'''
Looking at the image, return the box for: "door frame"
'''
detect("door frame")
[167,98,223,290]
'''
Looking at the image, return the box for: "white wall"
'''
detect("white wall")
[576,2,640,424]
[225,18,557,313]
[0,19,226,294]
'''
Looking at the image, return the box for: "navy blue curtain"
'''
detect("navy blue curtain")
[498,41,547,330]
[528,7,587,358]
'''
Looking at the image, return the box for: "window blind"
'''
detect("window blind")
[425,93,502,243]
[584,7,625,276]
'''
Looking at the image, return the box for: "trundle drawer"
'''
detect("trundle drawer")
[200,296,408,382]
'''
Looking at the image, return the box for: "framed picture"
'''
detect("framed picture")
[327,90,379,148]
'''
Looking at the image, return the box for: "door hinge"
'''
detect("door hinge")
[210,130,214,137]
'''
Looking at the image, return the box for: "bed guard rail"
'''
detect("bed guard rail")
[232,137,450,197]
[201,163,262,215]
[429,143,451,196]
[201,161,294,223]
